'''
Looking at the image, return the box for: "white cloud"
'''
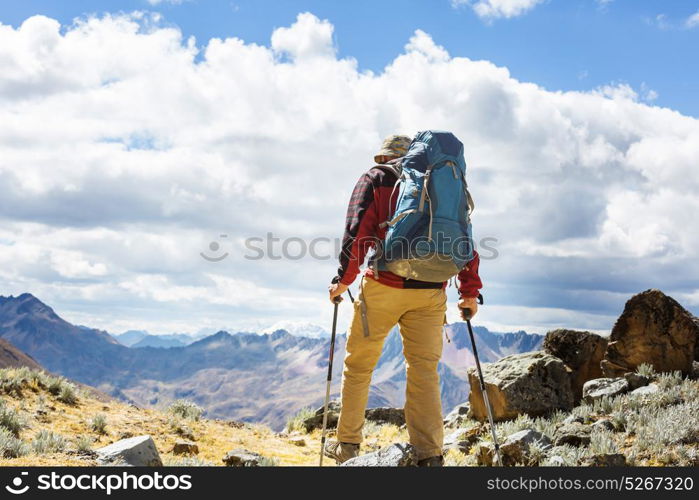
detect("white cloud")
[1,12,698,335]
[271,12,336,60]
[452,0,546,20]
[686,10,699,28]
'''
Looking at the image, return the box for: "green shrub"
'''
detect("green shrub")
[589,429,619,455]
[46,377,63,396]
[167,400,204,421]
[74,435,93,453]
[495,414,534,438]
[89,414,108,435]
[0,400,23,436]
[0,427,29,458]
[57,384,78,405]
[32,430,67,454]
[636,363,656,378]
[285,407,315,433]
[657,371,683,390]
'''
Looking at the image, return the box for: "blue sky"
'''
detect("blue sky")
[0,1,698,335]
[1,0,698,116]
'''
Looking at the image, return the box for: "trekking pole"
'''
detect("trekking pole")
[319,293,342,466]
[462,295,503,467]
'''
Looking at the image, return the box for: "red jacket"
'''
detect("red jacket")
[336,165,482,298]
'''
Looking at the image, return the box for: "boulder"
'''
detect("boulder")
[302,400,341,432]
[341,443,417,467]
[582,378,629,403]
[364,407,405,427]
[543,329,608,400]
[601,290,698,377]
[624,372,650,391]
[222,449,264,467]
[554,423,591,447]
[468,352,575,422]
[443,402,470,428]
[442,426,481,454]
[477,429,551,466]
[96,435,162,467]
[172,440,198,455]
[629,384,659,397]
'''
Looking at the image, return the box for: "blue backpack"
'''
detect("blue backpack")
[375,130,474,283]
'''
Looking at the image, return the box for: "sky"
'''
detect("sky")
[0,0,698,336]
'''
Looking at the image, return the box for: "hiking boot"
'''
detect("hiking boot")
[323,441,359,464]
[418,455,444,467]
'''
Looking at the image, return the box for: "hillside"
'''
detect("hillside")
[0,367,328,466]
[0,293,543,429]
[0,339,42,371]
[0,364,696,467]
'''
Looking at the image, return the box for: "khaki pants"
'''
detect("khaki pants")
[336,276,447,460]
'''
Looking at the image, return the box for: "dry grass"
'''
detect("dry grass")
[0,368,406,466]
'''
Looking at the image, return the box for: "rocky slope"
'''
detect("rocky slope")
[0,293,542,429]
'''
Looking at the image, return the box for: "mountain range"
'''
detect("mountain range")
[0,293,543,429]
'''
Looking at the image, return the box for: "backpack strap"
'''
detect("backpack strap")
[373,157,403,178]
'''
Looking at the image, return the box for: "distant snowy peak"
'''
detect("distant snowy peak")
[262,321,329,339]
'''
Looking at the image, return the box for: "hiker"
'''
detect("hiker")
[325,133,483,466]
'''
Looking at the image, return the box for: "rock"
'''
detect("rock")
[364,407,405,427]
[584,453,627,467]
[341,443,417,467]
[477,430,551,466]
[443,426,481,454]
[468,352,575,422]
[591,419,616,432]
[443,402,470,428]
[601,290,698,377]
[498,430,552,466]
[629,384,659,397]
[624,372,650,391]
[172,440,198,455]
[302,400,341,432]
[96,435,162,466]
[554,423,591,447]
[175,425,195,441]
[222,449,264,467]
[582,378,629,403]
[543,329,608,400]
[288,437,306,447]
[302,402,405,431]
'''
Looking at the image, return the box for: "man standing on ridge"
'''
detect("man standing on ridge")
[325,134,483,466]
